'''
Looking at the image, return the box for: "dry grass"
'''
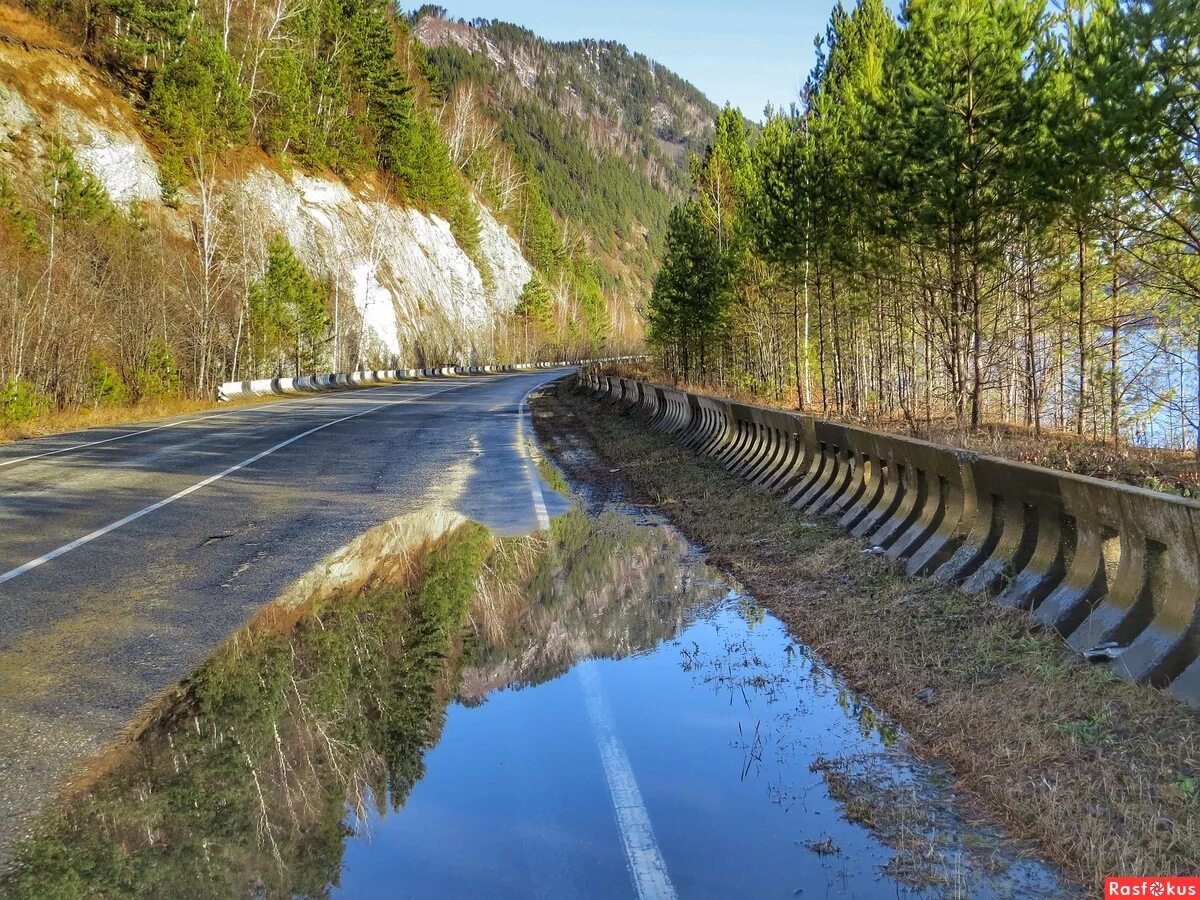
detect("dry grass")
[0,3,74,51]
[0,394,285,444]
[533,380,1200,892]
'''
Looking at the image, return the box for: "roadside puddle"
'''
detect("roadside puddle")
[0,469,1075,897]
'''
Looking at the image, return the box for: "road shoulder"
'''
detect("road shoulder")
[531,379,1200,892]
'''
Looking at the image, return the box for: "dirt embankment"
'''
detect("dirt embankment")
[532,379,1200,892]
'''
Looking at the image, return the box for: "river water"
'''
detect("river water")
[1,479,1074,897]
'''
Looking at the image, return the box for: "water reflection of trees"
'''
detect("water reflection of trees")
[3,523,492,899]
[2,507,722,898]
[462,508,729,699]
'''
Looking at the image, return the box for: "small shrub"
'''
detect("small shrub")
[134,340,182,400]
[1,378,50,425]
[85,356,128,407]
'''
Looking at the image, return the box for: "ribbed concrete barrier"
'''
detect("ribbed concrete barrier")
[579,370,1200,708]
[216,357,644,401]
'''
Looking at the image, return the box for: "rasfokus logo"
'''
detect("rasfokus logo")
[1106,877,1200,897]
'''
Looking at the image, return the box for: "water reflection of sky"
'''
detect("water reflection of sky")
[337,514,1071,899]
[1,499,1076,898]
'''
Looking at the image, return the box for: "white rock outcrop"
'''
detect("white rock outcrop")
[0,44,162,205]
[0,83,36,142]
[237,167,531,357]
[55,108,161,206]
[0,38,534,360]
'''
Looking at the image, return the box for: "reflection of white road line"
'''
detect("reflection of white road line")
[0,387,460,586]
[577,660,677,900]
[517,393,551,531]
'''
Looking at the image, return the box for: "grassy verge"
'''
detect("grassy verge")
[532,379,1200,891]
[0,394,285,444]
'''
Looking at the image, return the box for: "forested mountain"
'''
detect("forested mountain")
[1,0,712,426]
[412,6,718,330]
[648,0,1200,453]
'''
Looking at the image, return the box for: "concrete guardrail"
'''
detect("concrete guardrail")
[216,357,644,402]
[578,369,1200,708]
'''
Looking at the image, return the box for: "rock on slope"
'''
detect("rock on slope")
[0,20,532,360]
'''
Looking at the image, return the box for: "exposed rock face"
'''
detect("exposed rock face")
[0,41,161,205]
[236,168,531,357]
[55,108,161,206]
[0,35,533,359]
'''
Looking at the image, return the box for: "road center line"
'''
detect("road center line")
[577,660,677,900]
[0,378,491,471]
[0,395,332,470]
[0,387,458,586]
[518,391,551,531]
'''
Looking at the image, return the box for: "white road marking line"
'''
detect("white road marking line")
[0,379,463,471]
[0,417,223,470]
[0,387,459,586]
[0,396,329,470]
[577,660,677,900]
[518,392,551,531]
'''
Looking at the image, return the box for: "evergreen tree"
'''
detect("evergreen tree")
[751,109,810,406]
[887,0,1046,425]
[513,273,554,358]
[148,31,250,188]
[98,0,193,72]
[44,138,113,224]
[350,0,416,177]
[647,202,731,379]
[249,237,329,376]
[85,355,127,406]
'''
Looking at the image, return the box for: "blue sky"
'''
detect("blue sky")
[433,1,863,121]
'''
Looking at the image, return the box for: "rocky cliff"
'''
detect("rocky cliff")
[0,9,531,364]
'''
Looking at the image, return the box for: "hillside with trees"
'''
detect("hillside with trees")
[648,0,1200,467]
[412,6,719,332]
[0,0,703,429]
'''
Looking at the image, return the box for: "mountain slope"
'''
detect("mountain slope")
[0,2,531,397]
[413,7,718,320]
[0,0,717,422]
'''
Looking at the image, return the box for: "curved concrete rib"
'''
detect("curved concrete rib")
[730,407,770,479]
[577,374,1200,708]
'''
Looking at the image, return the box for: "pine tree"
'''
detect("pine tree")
[888,0,1046,426]
[349,0,416,177]
[751,109,810,406]
[249,237,328,376]
[647,202,731,380]
[98,0,193,73]
[148,31,250,189]
[513,273,554,358]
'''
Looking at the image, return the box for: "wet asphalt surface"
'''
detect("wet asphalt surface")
[0,371,568,860]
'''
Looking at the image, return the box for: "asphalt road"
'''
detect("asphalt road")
[0,370,571,861]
